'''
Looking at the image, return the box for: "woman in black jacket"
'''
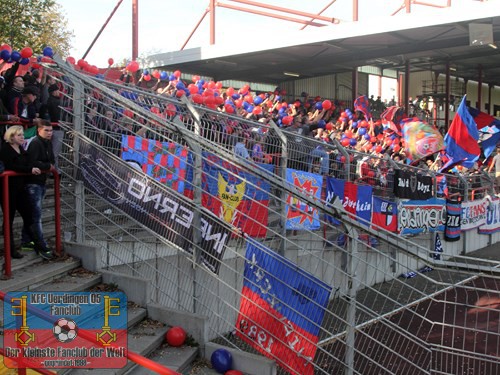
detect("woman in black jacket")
[0,125,41,258]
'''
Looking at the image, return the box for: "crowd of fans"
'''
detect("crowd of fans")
[0,58,497,260]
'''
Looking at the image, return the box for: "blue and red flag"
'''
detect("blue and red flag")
[121,135,188,192]
[444,95,480,169]
[236,239,332,375]
[285,169,323,231]
[467,106,497,129]
[327,177,372,226]
[371,197,398,232]
[354,95,372,120]
[202,152,274,237]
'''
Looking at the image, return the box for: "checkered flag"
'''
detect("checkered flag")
[432,233,444,260]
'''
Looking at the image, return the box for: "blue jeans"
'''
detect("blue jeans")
[22,184,47,247]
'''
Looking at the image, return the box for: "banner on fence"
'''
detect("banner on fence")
[121,135,188,193]
[285,169,323,230]
[202,153,274,237]
[236,239,332,375]
[372,197,398,232]
[393,169,433,200]
[327,177,372,227]
[79,141,229,274]
[398,198,446,235]
[444,199,462,241]
[461,198,489,231]
[478,197,500,234]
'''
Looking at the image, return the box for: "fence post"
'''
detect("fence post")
[345,225,358,375]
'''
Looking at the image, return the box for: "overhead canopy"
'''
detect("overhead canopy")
[147,1,500,87]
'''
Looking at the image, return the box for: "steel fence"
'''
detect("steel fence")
[44,60,500,375]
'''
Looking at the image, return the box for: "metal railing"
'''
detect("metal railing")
[0,169,62,278]
[38,60,500,375]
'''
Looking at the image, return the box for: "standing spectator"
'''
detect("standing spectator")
[22,121,55,259]
[6,76,24,114]
[0,126,42,259]
[487,148,500,192]
[39,74,56,116]
[42,83,63,172]
[11,86,41,140]
[234,133,250,160]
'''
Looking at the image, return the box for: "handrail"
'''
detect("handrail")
[0,348,56,374]
[0,290,181,375]
[1,169,62,278]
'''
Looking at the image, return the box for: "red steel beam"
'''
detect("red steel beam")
[82,0,124,60]
[181,8,210,50]
[300,0,338,30]
[217,3,327,27]
[228,0,336,23]
[132,0,139,60]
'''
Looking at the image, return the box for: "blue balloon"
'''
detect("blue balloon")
[10,51,21,62]
[169,74,176,81]
[253,96,263,105]
[175,81,186,90]
[143,69,149,75]
[278,107,286,115]
[20,57,30,65]
[160,71,168,81]
[364,133,371,140]
[246,105,254,113]
[318,119,326,128]
[358,127,367,136]
[0,49,10,61]
[315,102,323,110]
[211,349,232,374]
[43,46,53,57]
[349,138,357,146]
[351,121,358,128]
[231,93,240,100]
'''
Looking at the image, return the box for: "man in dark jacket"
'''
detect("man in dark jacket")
[22,121,55,259]
[42,83,63,172]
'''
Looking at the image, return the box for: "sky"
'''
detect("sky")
[55,0,433,68]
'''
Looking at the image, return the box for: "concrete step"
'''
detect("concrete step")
[65,321,170,375]
[128,344,198,375]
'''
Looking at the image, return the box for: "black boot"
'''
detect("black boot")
[11,248,24,259]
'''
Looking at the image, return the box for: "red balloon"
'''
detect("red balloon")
[143,74,151,81]
[244,95,253,103]
[282,116,293,126]
[322,100,332,110]
[173,70,181,78]
[123,109,134,118]
[0,44,12,52]
[226,87,235,96]
[176,89,186,98]
[215,81,222,90]
[66,56,75,65]
[165,103,176,117]
[192,75,200,82]
[166,327,186,347]
[341,138,350,147]
[224,104,235,114]
[20,47,33,58]
[225,371,243,375]
[89,65,99,75]
[393,144,401,153]
[77,59,87,69]
[151,107,160,114]
[152,70,160,79]
[188,84,198,95]
[127,61,139,73]
[192,94,203,104]
[375,145,383,153]
[203,96,215,106]
[326,122,334,131]
[370,136,377,143]
[252,106,263,115]
[234,99,243,108]
[208,81,216,89]
[108,57,114,66]
[214,96,224,105]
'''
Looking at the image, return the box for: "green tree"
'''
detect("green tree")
[0,0,73,57]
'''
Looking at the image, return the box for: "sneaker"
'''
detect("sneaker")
[34,246,54,260]
[21,241,35,251]
[11,251,24,259]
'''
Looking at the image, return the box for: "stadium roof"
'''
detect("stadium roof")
[147,1,500,87]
